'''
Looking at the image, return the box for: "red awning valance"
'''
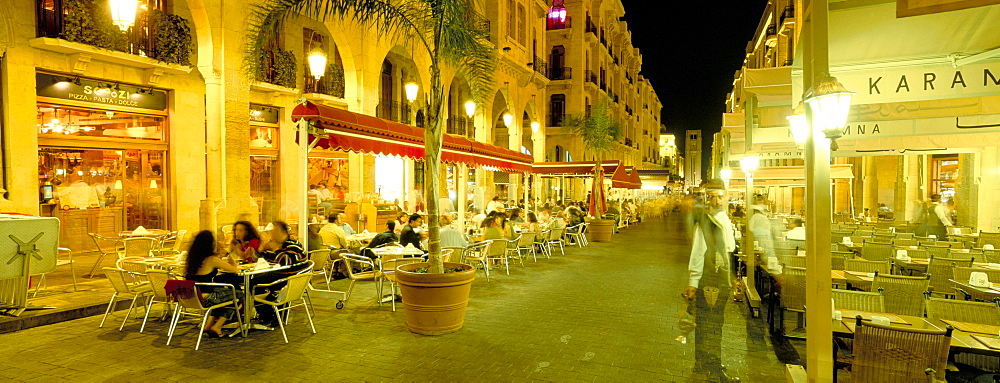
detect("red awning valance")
[532,161,621,176]
[292,101,532,172]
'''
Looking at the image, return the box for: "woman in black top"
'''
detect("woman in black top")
[185,230,242,338]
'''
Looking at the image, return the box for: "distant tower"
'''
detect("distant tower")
[684,130,702,190]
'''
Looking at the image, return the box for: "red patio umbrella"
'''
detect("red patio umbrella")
[588,162,607,217]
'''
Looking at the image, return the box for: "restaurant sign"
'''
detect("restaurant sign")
[753,113,1000,145]
[834,60,1000,105]
[35,72,167,111]
[250,104,280,125]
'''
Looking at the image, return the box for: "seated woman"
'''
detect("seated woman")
[229,221,262,263]
[525,212,544,233]
[478,215,505,241]
[185,230,242,338]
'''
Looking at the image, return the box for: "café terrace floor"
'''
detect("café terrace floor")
[0,216,802,382]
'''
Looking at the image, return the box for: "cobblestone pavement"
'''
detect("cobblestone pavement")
[0,216,799,382]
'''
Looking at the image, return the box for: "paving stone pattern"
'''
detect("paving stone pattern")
[0,216,799,382]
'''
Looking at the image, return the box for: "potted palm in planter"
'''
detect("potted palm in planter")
[246,0,496,335]
[561,98,622,242]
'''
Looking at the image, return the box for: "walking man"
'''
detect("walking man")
[926,194,952,239]
[682,179,737,382]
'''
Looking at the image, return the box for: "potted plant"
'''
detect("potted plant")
[394,262,476,335]
[246,0,496,334]
[561,98,622,242]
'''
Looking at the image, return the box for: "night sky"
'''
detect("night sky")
[623,1,768,178]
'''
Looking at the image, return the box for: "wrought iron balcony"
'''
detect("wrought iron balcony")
[780,5,795,24]
[531,55,548,77]
[35,0,194,66]
[584,70,598,85]
[376,100,411,123]
[548,66,572,81]
[447,115,475,138]
[466,10,491,35]
[304,64,346,97]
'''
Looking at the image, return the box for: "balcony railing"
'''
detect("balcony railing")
[376,100,411,123]
[304,64,345,97]
[584,70,598,85]
[35,0,194,66]
[548,112,565,127]
[531,55,548,77]
[260,47,297,88]
[466,10,491,35]
[447,115,475,137]
[548,66,572,80]
[780,5,795,24]
[600,79,607,91]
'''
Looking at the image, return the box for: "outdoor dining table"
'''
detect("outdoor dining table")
[831,310,1000,357]
[118,229,171,238]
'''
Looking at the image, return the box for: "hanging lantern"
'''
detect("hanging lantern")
[804,74,854,151]
[531,121,540,133]
[109,0,138,31]
[464,101,476,118]
[404,82,419,103]
[307,49,327,80]
[502,112,513,127]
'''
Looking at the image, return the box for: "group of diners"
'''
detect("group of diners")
[183,220,309,338]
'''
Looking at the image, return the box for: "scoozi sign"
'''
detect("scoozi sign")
[35,72,167,111]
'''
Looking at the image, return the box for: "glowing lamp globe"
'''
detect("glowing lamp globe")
[531,121,540,133]
[502,112,513,127]
[787,113,808,144]
[110,0,138,31]
[307,50,327,80]
[404,82,419,103]
[805,76,854,134]
[464,101,476,118]
[740,156,760,173]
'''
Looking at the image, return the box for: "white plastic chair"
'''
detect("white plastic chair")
[463,241,492,281]
[252,273,316,343]
[547,227,566,255]
[486,239,510,275]
[509,232,539,262]
[32,247,77,296]
[340,253,382,307]
[141,269,176,333]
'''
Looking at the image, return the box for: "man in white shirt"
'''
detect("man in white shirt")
[682,180,737,381]
[317,181,334,202]
[485,196,503,214]
[470,208,487,229]
[336,213,357,235]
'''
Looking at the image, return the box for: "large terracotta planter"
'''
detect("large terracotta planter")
[589,219,615,242]
[395,262,476,335]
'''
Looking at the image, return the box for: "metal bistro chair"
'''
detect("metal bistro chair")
[156,230,188,257]
[140,269,176,333]
[441,246,464,264]
[534,230,551,259]
[847,315,952,383]
[120,237,156,259]
[340,253,382,307]
[872,273,930,317]
[547,227,567,256]
[166,281,246,350]
[378,256,425,312]
[307,249,334,290]
[463,241,492,281]
[485,238,511,275]
[252,273,316,343]
[507,232,536,263]
[564,224,585,248]
[99,267,153,331]
[32,247,78,296]
[87,233,122,278]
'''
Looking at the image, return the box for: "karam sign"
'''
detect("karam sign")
[835,60,1000,105]
[35,72,167,111]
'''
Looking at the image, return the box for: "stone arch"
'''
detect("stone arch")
[490,91,510,148]
[179,0,215,74]
[375,45,423,123]
[446,73,474,137]
[320,20,361,105]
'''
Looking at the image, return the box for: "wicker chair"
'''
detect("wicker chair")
[926,259,961,298]
[780,255,806,269]
[977,231,1000,248]
[846,259,889,274]
[924,295,1000,324]
[848,316,952,383]
[774,247,798,256]
[861,242,894,262]
[779,266,807,337]
[831,254,847,271]
[872,273,930,317]
[832,288,885,312]
[953,267,1000,287]
[893,238,918,247]
[981,249,1000,264]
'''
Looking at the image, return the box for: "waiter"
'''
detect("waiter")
[682,179,738,382]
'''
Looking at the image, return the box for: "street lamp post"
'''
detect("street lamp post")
[740,155,759,294]
[109,0,138,31]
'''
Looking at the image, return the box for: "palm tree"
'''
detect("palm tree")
[560,97,622,215]
[245,0,496,273]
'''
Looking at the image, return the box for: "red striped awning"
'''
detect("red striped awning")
[610,164,631,188]
[532,161,621,176]
[291,102,532,172]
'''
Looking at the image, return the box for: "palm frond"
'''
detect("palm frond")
[436,0,497,105]
[244,0,431,82]
[562,97,623,156]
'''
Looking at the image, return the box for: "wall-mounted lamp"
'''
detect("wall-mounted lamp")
[531,121,540,133]
[502,112,513,127]
[404,82,419,103]
[464,101,476,118]
[109,0,138,31]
